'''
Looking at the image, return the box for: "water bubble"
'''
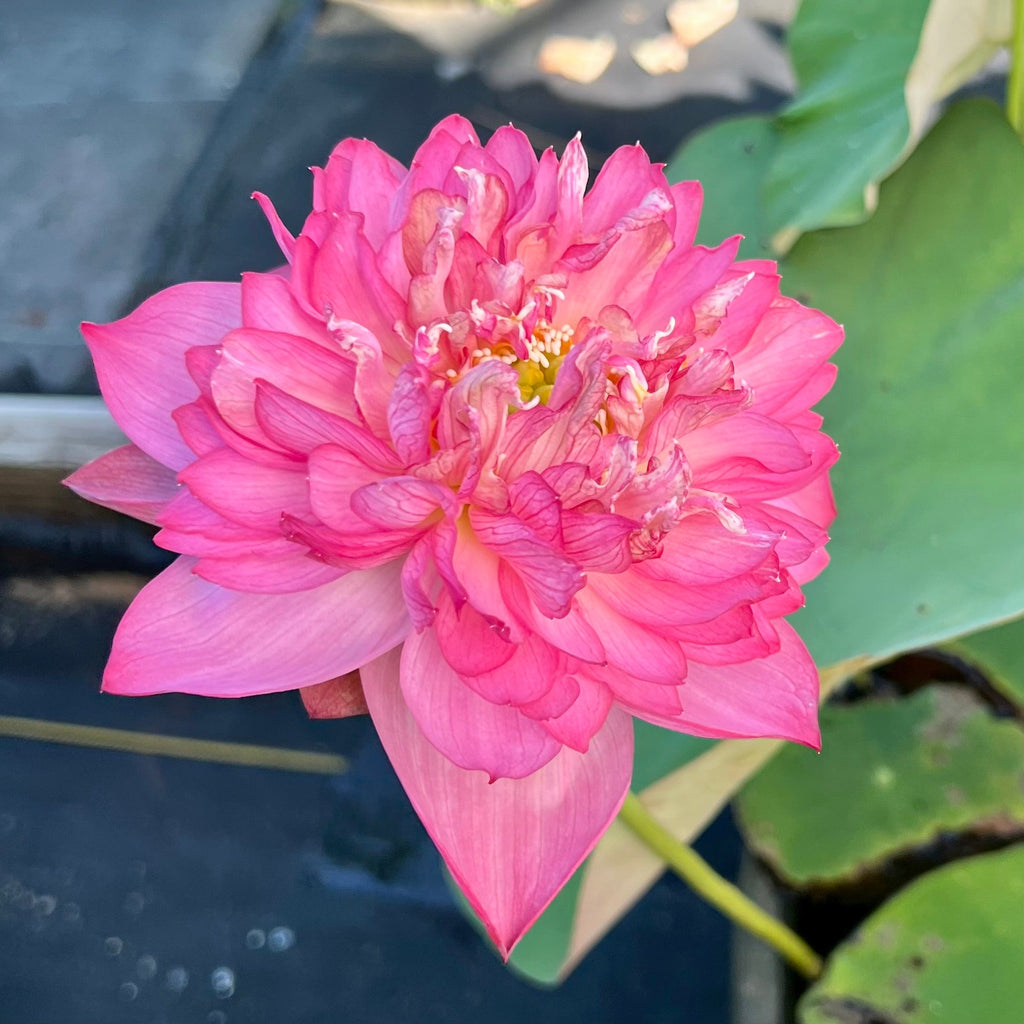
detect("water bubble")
[118,982,139,1002]
[165,966,189,993]
[62,902,81,924]
[211,966,235,999]
[245,929,266,950]
[207,1012,228,1024]
[104,936,124,957]
[34,894,57,916]
[0,880,22,903]
[123,891,145,915]
[267,926,295,953]
[137,954,157,980]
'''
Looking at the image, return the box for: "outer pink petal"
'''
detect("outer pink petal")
[192,541,345,594]
[634,619,821,747]
[400,625,560,781]
[104,556,409,697]
[361,645,634,958]
[252,192,296,263]
[83,282,240,470]
[64,444,181,524]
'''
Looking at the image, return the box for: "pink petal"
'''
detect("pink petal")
[157,489,257,541]
[541,676,612,752]
[172,401,223,458]
[558,215,673,325]
[516,672,580,720]
[311,214,406,349]
[581,143,669,236]
[586,662,684,717]
[732,300,843,416]
[499,565,605,663]
[450,521,529,644]
[434,593,517,677]
[459,632,561,706]
[470,508,584,619]
[321,138,406,246]
[64,444,181,524]
[483,124,539,195]
[300,671,368,718]
[639,513,777,586]
[252,192,296,264]
[638,237,741,337]
[668,179,703,248]
[574,588,687,685]
[391,116,481,227]
[361,646,634,957]
[210,328,358,444]
[254,381,400,470]
[307,444,388,531]
[685,412,812,477]
[279,513,419,571]
[178,447,310,531]
[193,540,345,594]
[387,363,434,466]
[240,272,331,342]
[560,510,635,574]
[83,282,240,470]
[399,625,560,781]
[104,556,409,697]
[634,619,821,747]
[351,477,453,529]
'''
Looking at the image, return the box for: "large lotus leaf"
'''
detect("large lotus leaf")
[669,0,1013,247]
[785,98,1024,667]
[764,0,932,236]
[944,616,1024,710]
[735,686,1024,887]
[507,99,1024,985]
[798,846,1024,1024]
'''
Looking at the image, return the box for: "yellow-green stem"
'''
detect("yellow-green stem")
[617,790,823,980]
[1009,0,1024,136]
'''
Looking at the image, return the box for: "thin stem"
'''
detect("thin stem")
[617,791,823,980]
[1009,0,1024,136]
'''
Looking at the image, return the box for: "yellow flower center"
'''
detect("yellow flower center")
[471,320,576,406]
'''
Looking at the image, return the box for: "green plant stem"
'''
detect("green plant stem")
[617,791,823,980]
[1009,0,1024,136]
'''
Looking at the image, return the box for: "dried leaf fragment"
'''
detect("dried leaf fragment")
[667,0,738,48]
[537,34,617,84]
[631,33,690,74]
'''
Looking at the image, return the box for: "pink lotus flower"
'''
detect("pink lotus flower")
[67,115,840,957]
